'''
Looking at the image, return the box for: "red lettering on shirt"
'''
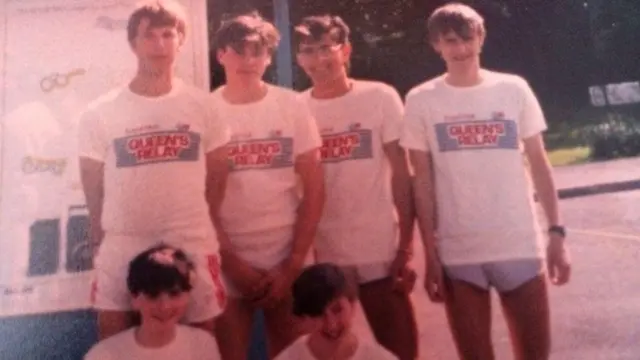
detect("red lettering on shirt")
[321,133,360,160]
[448,122,506,147]
[227,141,282,166]
[127,134,191,162]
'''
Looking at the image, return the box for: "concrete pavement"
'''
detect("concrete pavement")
[553,157,640,198]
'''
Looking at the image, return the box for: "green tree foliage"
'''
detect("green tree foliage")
[589,0,640,82]
[207,0,640,127]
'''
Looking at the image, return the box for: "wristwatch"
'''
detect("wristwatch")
[548,225,566,238]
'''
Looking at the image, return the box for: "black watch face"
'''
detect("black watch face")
[549,226,566,237]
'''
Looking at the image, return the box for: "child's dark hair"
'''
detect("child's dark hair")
[213,12,280,53]
[427,3,485,43]
[127,0,188,43]
[292,263,357,317]
[127,244,194,297]
[293,15,350,50]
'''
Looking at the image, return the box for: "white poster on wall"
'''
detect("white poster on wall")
[0,0,210,317]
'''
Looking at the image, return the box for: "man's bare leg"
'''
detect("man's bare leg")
[97,310,136,340]
[499,274,551,360]
[263,296,307,359]
[444,275,495,360]
[214,298,254,360]
[359,277,419,360]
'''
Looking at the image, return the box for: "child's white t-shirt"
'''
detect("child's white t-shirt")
[400,70,547,265]
[209,85,322,239]
[275,335,397,360]
[77,80,229,252]
[84,325,221,360]
[302,80,403,265]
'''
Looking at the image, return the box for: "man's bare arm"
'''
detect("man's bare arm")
[523,134,560,227]
[524,133,571,285]
[205,146,231,250]
[383,140,415,253]
[291,148,325,268]
[79,157,105,245]
[408,150,437,258]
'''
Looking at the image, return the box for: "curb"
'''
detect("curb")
[557,179,640,200]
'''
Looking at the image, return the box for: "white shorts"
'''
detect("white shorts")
[91,240,226,324]
[314,220,397,267]
[444,258,544,293]
[227,226,294,269]
[224,226,312,298]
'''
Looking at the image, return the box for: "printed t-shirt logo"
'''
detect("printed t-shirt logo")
[227,134,293,171]
[435,119,518,152]
[320,123,373,163]
[114,130,200,167]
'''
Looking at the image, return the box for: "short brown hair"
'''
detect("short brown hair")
[293,15,350,49]
[127,244,195,297]
[213,12,280,53]
[127,0,188,43]
[427,3,485,43]
[292,263,357,318]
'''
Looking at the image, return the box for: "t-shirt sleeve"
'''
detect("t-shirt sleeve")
[517,78,548,139]
[77,108,108,161]
[379,85,405,144]
[399,92,430,152]
[202,98,231,153]
[292,95,322,156]
[273,341,305,360]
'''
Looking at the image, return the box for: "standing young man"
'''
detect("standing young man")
[209,13,324,359]
[401,3,572,360]
[294,15,418,360]
[79,0,229,340]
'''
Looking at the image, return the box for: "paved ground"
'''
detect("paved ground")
[353,190,640,359]
[552,157,640,190]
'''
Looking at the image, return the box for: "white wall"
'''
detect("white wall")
[0,0,210,317]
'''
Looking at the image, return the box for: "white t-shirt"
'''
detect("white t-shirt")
[302,80,402,265]
[209,85,322,239]
[275,335,397,360]
[84,325,221,360]
[77,80,229,252]
[400,70,547,265]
